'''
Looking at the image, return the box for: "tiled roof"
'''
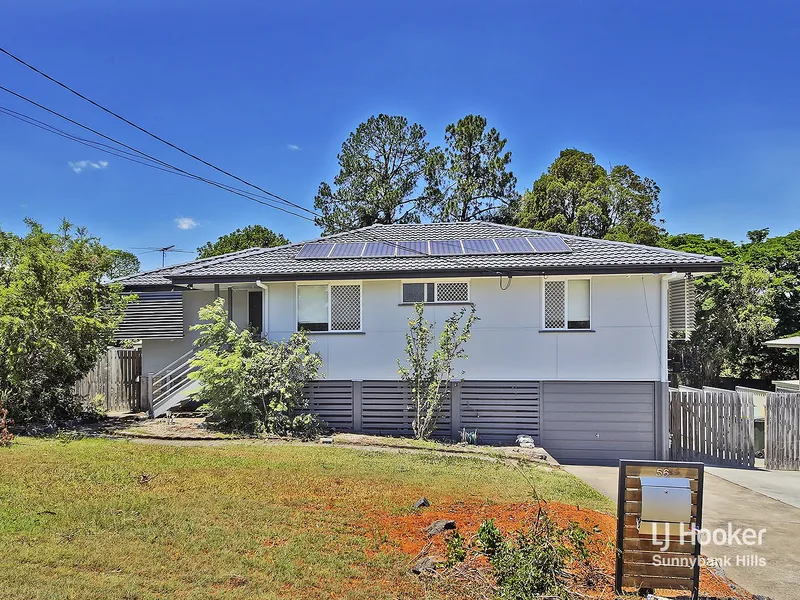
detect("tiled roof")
[119,222,723,288]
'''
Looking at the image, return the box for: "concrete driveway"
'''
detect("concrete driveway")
[565,465,800,600]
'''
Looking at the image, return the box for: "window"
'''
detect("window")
[543,279,591,330]
[402,281,470,303]
[297,283,361,332]
[248,291,263,335]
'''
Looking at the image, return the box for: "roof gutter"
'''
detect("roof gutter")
[169,262,724,285]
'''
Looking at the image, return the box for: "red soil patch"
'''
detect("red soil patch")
[369,500,751,599]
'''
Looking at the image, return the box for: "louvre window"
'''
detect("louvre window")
[668,277,696,339]
[543,279,591,330]
[115,292,184,339]
[297,283,361,332]
[402,281,470,303]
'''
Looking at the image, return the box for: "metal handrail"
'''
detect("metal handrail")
[153,349,195,380]
[153,358,195,388]
[151,350,198,409]
[152,376,197,412]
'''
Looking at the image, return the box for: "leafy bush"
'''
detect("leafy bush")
[489,512,570,599]
[189,299,325,436]
[445,531,467,566]
[397,303,477,439]
[0,219,130,423]
[464,510,599,600]
[476,518,505,557]
[0,391,14,447]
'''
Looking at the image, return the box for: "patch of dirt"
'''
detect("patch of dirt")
[368,500,752,600]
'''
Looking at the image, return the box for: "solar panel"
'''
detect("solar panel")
[462,238,499,254]
[528,237,571,253]
[296,243,334,259]
[429,240,464,255]
[330,242,366,258]
[362,241,397,257]
[395,241,429,256]
[494,237,535,254]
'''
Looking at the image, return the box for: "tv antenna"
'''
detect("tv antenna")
[132,245,195,267]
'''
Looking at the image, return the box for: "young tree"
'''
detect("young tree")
[0,219,130,422]
[189,299,324,436]
[515,149,663,245]
[314,114,435,234]
[425,114,518,222]
[397,303,477,440]
[197,225,289,258]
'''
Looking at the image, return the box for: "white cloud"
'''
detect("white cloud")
[175,217,198,230]
[287,144,301,151]
[69,159,109,174]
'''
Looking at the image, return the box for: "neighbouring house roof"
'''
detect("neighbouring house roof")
[763,336,800,348]
[117,221,724,289]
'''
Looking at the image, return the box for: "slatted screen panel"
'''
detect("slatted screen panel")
[668,277,697,338]
[115,292,184,339]
[304,381,354,431]
[361,381,451,438]
[459,381,541,444]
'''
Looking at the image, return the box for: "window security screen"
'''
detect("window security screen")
[298,284,361,332]
[402,282,468,303]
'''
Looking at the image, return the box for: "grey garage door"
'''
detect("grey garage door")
[541,381,655,465]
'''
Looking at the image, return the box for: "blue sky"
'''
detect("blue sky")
[1,0,798,271]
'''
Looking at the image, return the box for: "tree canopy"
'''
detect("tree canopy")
[314,114,434,234]
[662,229,800,386]
[514,149,663,245]
[197,225,289,258]
[0,219,130,422]
[425,115,518,222]
[108,250,141,279]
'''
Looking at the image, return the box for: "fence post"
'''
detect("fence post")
[352,380,363,433]
[450,380,462,442]
[146,373,154,418]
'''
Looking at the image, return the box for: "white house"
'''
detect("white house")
[115,222,723,464]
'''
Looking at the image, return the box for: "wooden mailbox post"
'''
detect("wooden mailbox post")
[615,460,704,599]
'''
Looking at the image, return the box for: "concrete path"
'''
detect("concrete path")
[565,465,800,600]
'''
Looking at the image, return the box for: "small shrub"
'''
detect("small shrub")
[464,510,601,600]
[446,531,467,566]
[189,299,326,437]
[476,518,505,557]
[564,520,590,560]
[0,391,14,447]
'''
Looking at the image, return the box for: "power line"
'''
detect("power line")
[0,97,471,262]
[0,49,478,263]
[0,95,315,222]
[1,99,501,272]
[0,51,508,273]
[0,45,315,216]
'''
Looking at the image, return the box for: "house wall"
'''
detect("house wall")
[142,274,665,382]
[141,290,214,376]
[139,275,666,462]
[265,274,664,382]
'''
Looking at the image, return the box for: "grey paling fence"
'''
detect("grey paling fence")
[669,387,755,467]
[765,392,800,470]
[73,347,142,412]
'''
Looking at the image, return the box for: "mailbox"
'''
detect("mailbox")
[638,476,692,536]
[616,461,704,600]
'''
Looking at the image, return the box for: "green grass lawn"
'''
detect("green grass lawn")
[0,437,611,599]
